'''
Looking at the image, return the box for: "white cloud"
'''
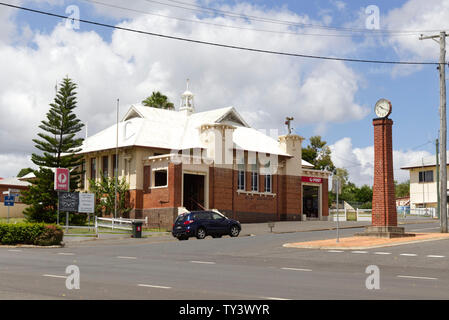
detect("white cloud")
[385,0,449,62]
[0,153,36,178]
[330,137,431,186]
[0,1,369,177]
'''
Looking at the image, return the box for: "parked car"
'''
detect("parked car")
[172,211,241,240]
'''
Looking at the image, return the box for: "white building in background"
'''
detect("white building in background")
[401,154,449,209]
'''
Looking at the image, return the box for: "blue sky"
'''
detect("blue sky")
[0,0,446,185]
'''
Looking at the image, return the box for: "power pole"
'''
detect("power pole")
[419,32,448,232]
[436,138,440,220]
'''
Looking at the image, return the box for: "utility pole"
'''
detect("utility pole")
[436,138,440,220]
[115,98,119,220]
[420,32,448,233]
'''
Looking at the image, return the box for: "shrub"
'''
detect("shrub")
[0,223,63,246]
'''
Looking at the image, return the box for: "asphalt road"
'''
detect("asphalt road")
[1,221,448,300]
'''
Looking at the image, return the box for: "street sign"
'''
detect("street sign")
[4,195,15,206]
[54,168,70,191]
[78,193,95,213]
[58,192,79,212]
[332,177,342,195]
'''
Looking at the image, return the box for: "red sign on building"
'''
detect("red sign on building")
[301,176,322,184]
[54,168,70,191]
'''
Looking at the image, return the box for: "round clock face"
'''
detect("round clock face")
[374,99,392,118]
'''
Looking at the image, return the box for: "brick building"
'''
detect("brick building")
[78,86,330,227]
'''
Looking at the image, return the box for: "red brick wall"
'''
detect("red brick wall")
[129,164,329,223]
[372,118,397,227]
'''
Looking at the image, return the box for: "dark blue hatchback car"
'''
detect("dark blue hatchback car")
[172,211,241,240]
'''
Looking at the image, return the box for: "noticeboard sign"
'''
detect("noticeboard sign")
[58,192,79,212]
[78,193,95,213]
[54,168,70,191]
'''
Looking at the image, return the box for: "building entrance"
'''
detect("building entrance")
[303,185,320,219]
[183,174,205,211]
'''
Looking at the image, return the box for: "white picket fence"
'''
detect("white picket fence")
[356,209,372,222]
[95,216,148,231]
[329,209,347,222]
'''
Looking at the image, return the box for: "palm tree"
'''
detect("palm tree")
[142,91,174,110]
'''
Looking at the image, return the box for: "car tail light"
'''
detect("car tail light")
[183,220,193,225]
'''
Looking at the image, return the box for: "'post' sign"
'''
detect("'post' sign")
[54,168,70,191]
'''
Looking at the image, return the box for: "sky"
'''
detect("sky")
[0,0,447,185]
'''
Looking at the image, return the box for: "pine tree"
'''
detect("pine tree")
[22,77,84,222]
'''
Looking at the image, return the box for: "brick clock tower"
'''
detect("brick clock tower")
[357,99,414,238]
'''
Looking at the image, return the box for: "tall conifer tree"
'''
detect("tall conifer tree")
[22,77,84,222]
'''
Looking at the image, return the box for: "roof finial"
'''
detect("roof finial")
[186,78,189,91]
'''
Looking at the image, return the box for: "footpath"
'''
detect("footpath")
[63,216,437,245]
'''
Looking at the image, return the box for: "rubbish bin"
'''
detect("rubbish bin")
[131,221,143,238]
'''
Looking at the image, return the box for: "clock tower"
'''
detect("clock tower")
[356,99,414,238]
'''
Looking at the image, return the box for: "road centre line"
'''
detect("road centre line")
[281,267,312,272]
[374,252,392,255]
[427,255,445,258]
[57,253,75,256]
[138,284,171,289]
[42,274,67,279]
[397,275,438,280]
[190,261,216,264]
[8,249,22,252]
[117,256,137,259]
[400,253,417,256]
[260,296,292,301]
[327,250,343,253]
[351,251,368,254]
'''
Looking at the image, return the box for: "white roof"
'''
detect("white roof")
[401,153,449,169]
[0,177,31,187]
[80,104,291,157]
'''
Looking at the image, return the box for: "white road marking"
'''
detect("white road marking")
[117,256,137,259]
[8,249,22,252]
[138,284,171,289]
[397,275,438,280]
[427,255,445,258]
[190,261,216,264]
[327,250,344,253]
[400,253,417,257]
[351,251,368,254]
[260,296,292,301]
[42,274,67,279]
[281,267,312,272]
[57,253,75,256]
[374,252,392,255]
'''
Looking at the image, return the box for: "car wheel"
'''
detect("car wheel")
[196,227,206,239]
[230,225,240,237]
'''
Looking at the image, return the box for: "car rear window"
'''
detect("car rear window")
[192,212,212,220]
[175,214,189,223]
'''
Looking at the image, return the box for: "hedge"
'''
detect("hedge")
[0,223,63,246]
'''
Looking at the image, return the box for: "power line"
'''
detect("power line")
[143,0,448,35]
[81,0,417,38]
[1,2,440,65]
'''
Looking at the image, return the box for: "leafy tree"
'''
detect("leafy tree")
[142,91,174,110]
[22,77,84,223]
[89,174,131,218]
[395,180,410,198]
[302,136,335,172]
[17,168,33,178]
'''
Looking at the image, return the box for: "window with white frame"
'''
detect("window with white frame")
[153,169,168,187]
[251,164,258,191]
